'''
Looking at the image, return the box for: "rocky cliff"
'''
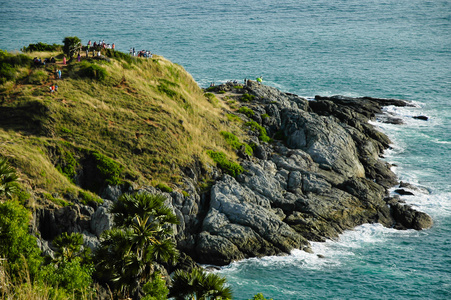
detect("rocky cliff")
[34,81,433,266]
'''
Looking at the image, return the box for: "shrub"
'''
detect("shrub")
[91,151,124,185]
[55,148,78,182]
[238,106,255,117]
[220,131,242,150]
[0,200,43,281]
[156,183,173,193]
[22,42,62,52]
[220,131,253,156]
[39,258,94,297]
[182,190,189,197]
[245,121,271,143]
[206,150,243,177]
[261,113,270,120]
[79,61,108,81]
[0,157,19,199]
[241,93,255,102]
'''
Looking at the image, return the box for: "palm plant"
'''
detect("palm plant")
[0,157,19,199]
[170,267,233,300]
[95,192,179,298]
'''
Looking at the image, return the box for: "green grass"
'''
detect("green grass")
[156,183,173,193]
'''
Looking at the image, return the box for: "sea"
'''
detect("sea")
[1,0,450,299]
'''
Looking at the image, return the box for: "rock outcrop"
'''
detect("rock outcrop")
[33,82,433,266]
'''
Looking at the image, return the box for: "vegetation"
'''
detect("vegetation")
[95,192,179,299]
[156,182,173,193]
[0,49,31,84]
[0,40,274,298]
[207,150,243,177]
[204,92,219,107]
[220,131,252,156]
[62,36,81,58]
[245,121,271,143]
[237,106,255,118]
[0,157,19,199]
[169,267,233,300]
[240,93,255,102]
[22,42,62,53]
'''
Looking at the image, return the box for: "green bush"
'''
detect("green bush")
[79,61,108,81]
[39,258,94,297]
[220,131,241,149]
[91,151,124,185]
[156,183,173,193]
[55,148,78,182]
[207,150,243,177]
[241,93,255,102]
[22,42,62,52]
[220,131,253,156]
[245,121,271,143]
[238,106,255,117]
[261,113,270,120]
[0,200,43,281]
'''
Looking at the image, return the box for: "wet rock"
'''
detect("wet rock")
[413,115,428,121]
[394,188,415,196]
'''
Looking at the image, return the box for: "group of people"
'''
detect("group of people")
[33,56,56,66]
[87,39,115,51]
[129,47,153,58]
[49,84,58,93]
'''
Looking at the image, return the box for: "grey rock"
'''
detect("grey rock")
[90,200,114,237]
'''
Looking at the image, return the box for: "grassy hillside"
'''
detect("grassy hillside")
[0,48,244,206]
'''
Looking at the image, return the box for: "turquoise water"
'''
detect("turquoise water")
[1,0,450,299]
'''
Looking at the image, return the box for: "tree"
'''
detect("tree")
[170,267,233,300]
[0,157,19,199]
[62,36,81,58]
[95,192,179,298]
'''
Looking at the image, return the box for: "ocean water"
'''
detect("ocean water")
[1,0,450,299]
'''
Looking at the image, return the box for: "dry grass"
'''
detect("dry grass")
[0,49,242,203]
